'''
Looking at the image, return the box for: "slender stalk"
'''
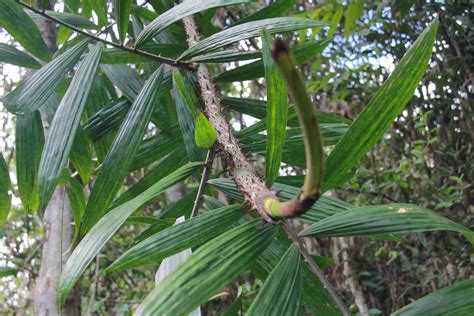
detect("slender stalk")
[190,147,216,218]
[17,1,192,69]
[280,220,349,316]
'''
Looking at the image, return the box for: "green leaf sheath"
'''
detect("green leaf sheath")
[0,0,51,61]
[15,111,44,213]
[299,203,474,244]
[136,220,276,315]
[135,0,254,47]
[392,279,474,316]
[2,39,89,114]
[179,17,326,60]
[106,204,246,272]
[247,243,302,316]
[0,154,11,225]
[58,162,202,305]
[82,67,166,233]
[38,43,103,208]
[115,0,132,43]
[323,19,438,191]
[262,29,288,184]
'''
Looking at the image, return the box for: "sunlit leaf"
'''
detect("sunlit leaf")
[0,154,11,225]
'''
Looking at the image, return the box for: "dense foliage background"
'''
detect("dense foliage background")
[0,0,472,315]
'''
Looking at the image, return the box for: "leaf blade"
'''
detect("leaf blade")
[115,0,133,43]
[135,0,254,47]
[82,66,167,232]
[323,19,438,191]
[38,43,103,208]
[0,154,11,225]
[262,29,287,184]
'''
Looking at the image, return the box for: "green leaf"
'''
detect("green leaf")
[106,204,246,272]
[299,203,474,244]
[135,0,254,47]
[66,177,86,243]
[180,17,326,60]
[58,162,202,305]
[135,219,276,315]
[194,112,217,149]
[115,0,132,43]
[221,287,243,316]
[113,147,187,206]
[101,64,144,101]
[82,67,166,233]
[129,133,183,171]
[236,0,296,25]
[344,0,364,37]
[172,70,206,161]
[247,243,302,316]
[90,0,108,26]
[0,267,17,278]
[1,40,89,114]
[38,43,103,208]
[215,38,330,82]
[328,6,344,38]
[15,111,44,213]
[0,0,51,61]
[391,279,474,316]
[189,49,261,63]
[249,239,340,315]
[0,43,41,69]
[27,10,100,30]
[0,154,11,225]
[69,126,92,184]
[82,98,131,141]
[262,29,288,184]
[323,19,438,191]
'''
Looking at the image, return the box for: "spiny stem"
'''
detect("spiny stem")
[17,1,192,69]
[280,220,349,316]
[190,147,216,218]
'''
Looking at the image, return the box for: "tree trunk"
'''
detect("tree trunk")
[33,187,78,315]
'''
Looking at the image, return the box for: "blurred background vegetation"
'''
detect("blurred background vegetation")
[0,0,472,314]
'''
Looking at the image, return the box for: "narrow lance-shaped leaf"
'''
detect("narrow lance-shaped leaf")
[247,243,302,316]
[26,10,100,30]
[0,43,41,69]
[1,40,89,114]
[391,279,474,316]
[0,154,11,225]
[58,162,202,305]
[135,0,254,47]
[299,203,474,244]
[0,0,51,61]
[262,29,287,184]
[69,126,92,184]
[115,0,133,43]
[15,111,44,213]
[66,177,86,243]
[136,220,276,315]
[38,44,103,208]
[106,204,246,272]
[82,66,166,233]
[179,17,326,60]
[323,19,438,191]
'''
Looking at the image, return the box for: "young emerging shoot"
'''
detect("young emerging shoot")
[263,39,325,217]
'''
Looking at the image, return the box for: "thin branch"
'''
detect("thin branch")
[280,220,350,316]
[190,147,216,218]
[17,1,192,70]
